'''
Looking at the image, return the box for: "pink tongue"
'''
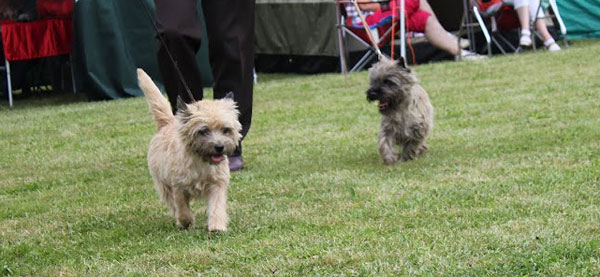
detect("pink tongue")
[379,103,388,108]
[210,155,224,163]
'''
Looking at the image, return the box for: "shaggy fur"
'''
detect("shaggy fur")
[366,58,434,165]
[137,69,242,231]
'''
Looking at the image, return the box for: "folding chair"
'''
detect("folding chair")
[531,0,568,50]
[458,0,567,57]
[335,1,400,73]
[458,0,521,57]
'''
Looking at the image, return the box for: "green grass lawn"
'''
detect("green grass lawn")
[1,41,599,276]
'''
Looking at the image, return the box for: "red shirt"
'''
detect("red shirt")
[478,0,503,11]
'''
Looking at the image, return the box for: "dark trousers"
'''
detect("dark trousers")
[154,0,255,156]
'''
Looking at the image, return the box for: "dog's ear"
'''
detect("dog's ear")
[222,91,235,102]
[176,96,193,124]
[397,57,409,69]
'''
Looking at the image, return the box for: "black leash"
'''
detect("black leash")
[137,0,196,102]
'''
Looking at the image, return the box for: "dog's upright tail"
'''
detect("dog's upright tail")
[137,69,173,130]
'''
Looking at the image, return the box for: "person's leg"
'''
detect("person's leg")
[416,0,437,21]
[416,0,460,56]
[513,3,530,30]
[202,0,255,167]
[155,0,204,113]
[528,0,556,45]
[423,17,460,56]
[511,0,534,46]
[534,20,553,42]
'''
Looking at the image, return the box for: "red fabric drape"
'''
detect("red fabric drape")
[0,0,73,61]
[37,0,74,18]
[1,18,72,61]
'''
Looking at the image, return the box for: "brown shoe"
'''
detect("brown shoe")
[228,155,244,171]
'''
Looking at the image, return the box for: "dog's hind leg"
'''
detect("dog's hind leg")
[379,132,398,165]
[400,141,421,161]
[400,123,429,161]
[206,183,229,232]
[401,138,431,161]
[155,181,178,218]
[417,143,428,155]
[173,189,194,229]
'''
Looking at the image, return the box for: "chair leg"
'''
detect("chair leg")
[5,59,12,107]
[495,32,517,52]
[399,0,406,59]
[532,2,544,51]
[344,28,378,72]
[548,0,568,47]
[338,33,348,74]
[456,10,465,60]
[350,50,375,72]
[473,6,492,57]
[465,0,477,52]
[531,26,537,51]
[338,30,349,74]
[336,7,349,74]
[60,60,65,91]
[70,54,77,94]
[456,0,478,61]
[491,35,507,54]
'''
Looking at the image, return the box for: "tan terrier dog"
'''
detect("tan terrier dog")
[366,58,434,165]
[137,69,242,231]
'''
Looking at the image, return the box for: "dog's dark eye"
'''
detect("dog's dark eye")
[384,79,394,87]
[197,128,209,136]
[222,128,232,135]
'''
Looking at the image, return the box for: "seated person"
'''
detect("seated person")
[0,0,19,20]
[0,0,37,21]
[478,0,561,51]
[344,0,484,60]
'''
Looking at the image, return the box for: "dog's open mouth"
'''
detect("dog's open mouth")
[210,154,225,163]
[378,101,390,111]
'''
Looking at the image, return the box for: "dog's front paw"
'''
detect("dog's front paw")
[417,144,428,155]
[208,221,228,232]
[207,212,228,232]
[399,155,413,162]
[400,150,418,162]
[382,154,398,165]
[176,215,195,229]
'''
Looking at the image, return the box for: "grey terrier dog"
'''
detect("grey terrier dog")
[366,58,434,165]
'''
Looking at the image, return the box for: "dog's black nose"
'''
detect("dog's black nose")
[366,88,378,101]
[214,145,224,153]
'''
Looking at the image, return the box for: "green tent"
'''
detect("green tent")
[558,0,600,39]
[73,0,213,100]
[255,0,338,56]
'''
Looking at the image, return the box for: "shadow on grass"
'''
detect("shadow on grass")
[0,90,89,111]
[257,73,319,83]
